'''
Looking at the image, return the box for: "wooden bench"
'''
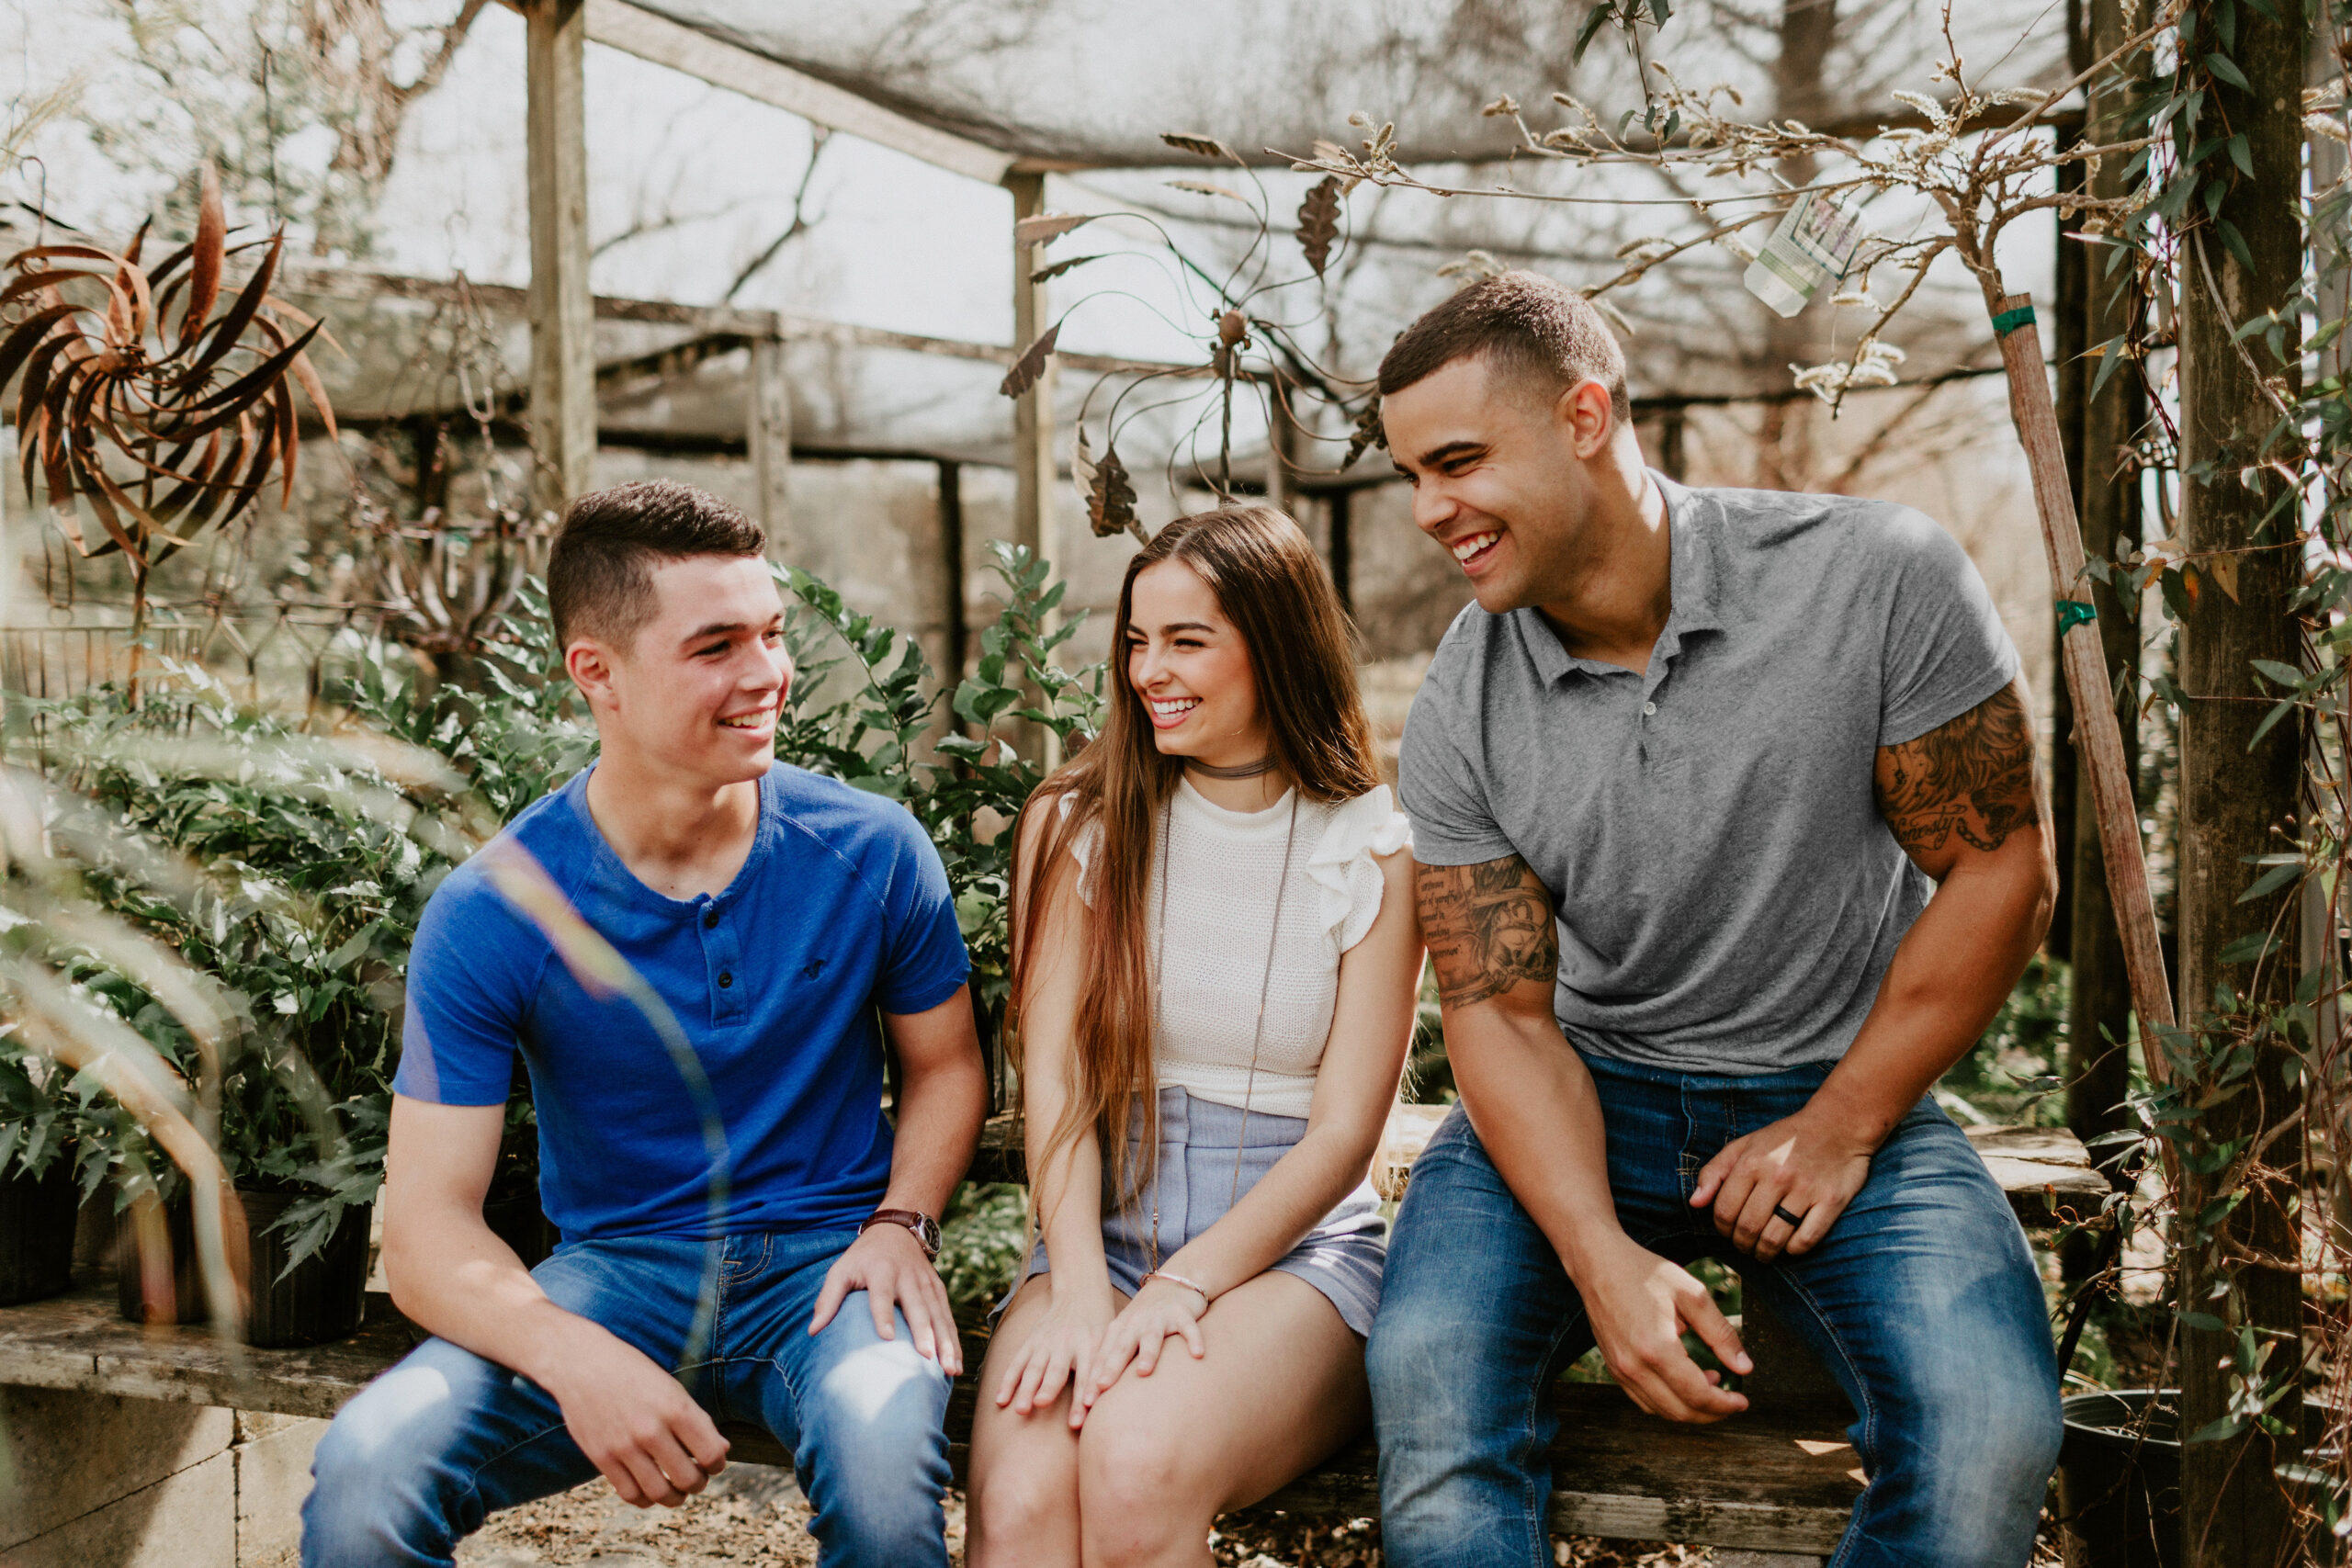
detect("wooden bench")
[0,1110,2104,1564]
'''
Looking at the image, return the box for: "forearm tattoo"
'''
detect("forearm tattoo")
[1873,682,2041,857]
[1417,857,1560,1010]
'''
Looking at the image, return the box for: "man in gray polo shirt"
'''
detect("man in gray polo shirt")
[1365,272,2063,1568]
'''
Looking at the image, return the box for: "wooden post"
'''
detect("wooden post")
[2064,0,2149,1290]
[2049,146,2088,966]
[1991,294,2177,1051]
[1005,171,1056,569]
[937,459,967,688]
[1329,487,1354,616]
[1267,382,1298,515]
[749,332,792,551]
[525,0,594,519]
[1005,170,1057,767]
[2174,0,2308,1556]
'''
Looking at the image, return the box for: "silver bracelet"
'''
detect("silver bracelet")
[1139,1269,1210,1311]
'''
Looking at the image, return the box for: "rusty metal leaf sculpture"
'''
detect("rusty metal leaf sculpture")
[1296,175,1342,278]
[1342,398,1386,471]
[1014,213,1097,247]
[1160,131,1234,160]
[1031,254,1103,284]
[0,163,336,582]
[999,322,1059,399]
[1087,442,1140,542]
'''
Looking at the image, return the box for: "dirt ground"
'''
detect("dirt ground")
[448,1471,1725,1567]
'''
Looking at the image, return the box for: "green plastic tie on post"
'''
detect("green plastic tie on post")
[1992,303,2037,337]
[2056,599,2098,636]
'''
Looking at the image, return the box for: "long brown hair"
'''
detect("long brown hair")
[1007,503,1382,1219]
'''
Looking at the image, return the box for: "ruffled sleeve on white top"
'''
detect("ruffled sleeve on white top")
[1057,793,1104,906]
[1305,784,1414,954]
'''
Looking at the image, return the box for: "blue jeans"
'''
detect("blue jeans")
[1367,1055,2062,1568]
[302,1229,952,1568]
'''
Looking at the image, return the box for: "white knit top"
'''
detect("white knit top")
[1068,780,1412,1119]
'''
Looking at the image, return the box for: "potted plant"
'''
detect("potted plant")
[0,1039,101,1305]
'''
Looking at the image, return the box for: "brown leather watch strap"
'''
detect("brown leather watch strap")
[860,1207,941,1259]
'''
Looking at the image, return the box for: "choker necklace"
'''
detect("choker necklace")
[1186,755,1276,781]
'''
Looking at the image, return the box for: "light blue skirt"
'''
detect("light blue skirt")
[1014,1085,1387,1337]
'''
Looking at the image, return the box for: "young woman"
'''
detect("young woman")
[966,504,1423,1568]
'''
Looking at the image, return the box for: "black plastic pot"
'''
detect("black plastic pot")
[0,1158,82,1305]
[238,1190,372,1348]
[484,1191,557,1269]
[2057,1390,2180,1568]
[116,1188,374,1348]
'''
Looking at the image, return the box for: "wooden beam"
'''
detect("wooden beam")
[749,333,792,548]
[1006,172,1057,571]
[525,0,596,516]
[582,0,1016,185]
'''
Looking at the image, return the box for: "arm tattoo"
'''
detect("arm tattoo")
[1417,856,1560,1010]
[1873,682,2041,857]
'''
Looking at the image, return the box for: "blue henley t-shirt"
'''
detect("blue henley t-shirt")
[394,761,971,1241]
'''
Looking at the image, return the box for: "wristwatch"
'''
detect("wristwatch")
[861,1207,942,1261]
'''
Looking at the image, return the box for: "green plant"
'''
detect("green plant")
[2,544,1101,1270]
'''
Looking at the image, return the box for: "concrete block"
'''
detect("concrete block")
[6,1445,236,1568]
[234,1414,326,1568]
[0,1385,234,1547]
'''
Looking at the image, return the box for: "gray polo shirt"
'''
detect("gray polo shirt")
[1398,475,2019,1076]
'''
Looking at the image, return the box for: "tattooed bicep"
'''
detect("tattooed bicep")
[1872,680,2042,862]
[1416,855,1559,1010]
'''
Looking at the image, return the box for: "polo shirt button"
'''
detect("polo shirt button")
[718,971,734,988]
[1643,701,1657,716]
[703,909,719,928]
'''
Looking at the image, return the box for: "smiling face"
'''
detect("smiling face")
[1383,354,1622,615]
[564,553,792,789]
[1124,558,1269,768]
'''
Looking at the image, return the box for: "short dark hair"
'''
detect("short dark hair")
[547,479,767,652]
[1378,270,1632,423]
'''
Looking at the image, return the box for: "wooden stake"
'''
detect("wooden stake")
[1990,292,2178,1060]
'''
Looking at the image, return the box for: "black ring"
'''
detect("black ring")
[1771,1203,1806,1229]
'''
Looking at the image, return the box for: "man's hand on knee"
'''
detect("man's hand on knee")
[541,1324,729,1508]
[1577,1234,1750,1424]
[1690,1109,1873,1262]
[809,1223,964,1375]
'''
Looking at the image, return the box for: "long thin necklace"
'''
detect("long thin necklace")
[1148,786,1300,1269]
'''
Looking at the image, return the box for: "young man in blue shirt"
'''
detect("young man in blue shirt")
[304,479,987,1567]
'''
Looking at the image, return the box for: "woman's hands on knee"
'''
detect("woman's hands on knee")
[995,1279,1121,1427]
[1084,1277,1207,1410]
[541,1322,729,1508]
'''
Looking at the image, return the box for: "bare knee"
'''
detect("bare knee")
[968,1414,1083,1568]
[1078,1413,1216,1564]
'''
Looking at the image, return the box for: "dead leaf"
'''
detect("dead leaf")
[1296,175,1341,277]
[1032,254,1102,284]
[999,322,1058,399]
[1342,398,1385,469]
[1166,180,1244,202]
[1014,213,1096,247]
[2207,552,2241,601]
[1159,130,1232,159]
[1088,443,1137,538]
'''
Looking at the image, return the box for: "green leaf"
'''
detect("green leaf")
[2226,133,2253,176]
[2219,931,2279,964]
[2205,52,2250,90]
[2250,659,2304,688]
[2216,217,2255,273]
[2236,860,2304,903]
[2180,1311,2228,1332]
[2187,1413,2247,1444]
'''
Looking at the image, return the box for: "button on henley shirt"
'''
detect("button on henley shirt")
[1397,475,2021,1076]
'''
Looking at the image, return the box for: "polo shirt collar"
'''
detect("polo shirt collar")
[1511,470,1727,683]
